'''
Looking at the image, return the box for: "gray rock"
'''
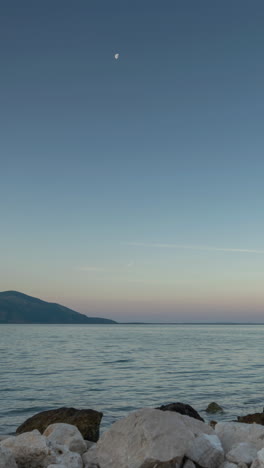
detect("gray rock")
[46,442,83,468]
[252,460,262,468]
[0,445,18,468]
[219,463,237,468]
[47,465,68,468]
[183,460,196,468]
[251,448,264,467]
[0,430,51,468]
[84,440,95,451]
[226,442,258,465]
[215,421,264,453]
[252,461,262,468]
[82,445,100,468]
[51,449,82,468]
[44,423,87,454]
[186,433,224,468]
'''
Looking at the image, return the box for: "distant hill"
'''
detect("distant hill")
[0,291,117,324]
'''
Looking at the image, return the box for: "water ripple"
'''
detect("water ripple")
[1,324,264,434]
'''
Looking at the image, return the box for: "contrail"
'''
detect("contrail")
[123,242,264,254]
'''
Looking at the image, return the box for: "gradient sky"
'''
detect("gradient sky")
[1,0,264,322]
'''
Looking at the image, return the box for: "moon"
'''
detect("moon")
[114,53,119,60]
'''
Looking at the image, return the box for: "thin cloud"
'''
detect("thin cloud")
[76,262,136,273]
[123,242,264,254]
[76,266,108,272]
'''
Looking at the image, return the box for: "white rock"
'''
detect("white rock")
[215,422,264,452]
[54,451,82,468]
[0,445,18,468]
[96,408,214,468]
[0,435,15,444]
[1,430,51,468]
[44,423,87,455]
[85,440,94,451]
[258,448,264,463]
[48,443,83,468]
[252,460,262,468]
[251,448,264,468]
[219,463,237,468]
[183,460,196,468]
[47,465,68,468]
[186,433,224,468]
[226,441,258,465]
[82,445,99,468]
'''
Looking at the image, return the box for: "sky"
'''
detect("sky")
[1,0,264,322]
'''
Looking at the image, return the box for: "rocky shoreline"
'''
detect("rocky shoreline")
[1,403,264,467]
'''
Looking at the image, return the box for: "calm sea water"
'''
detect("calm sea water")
[1,324,263,435]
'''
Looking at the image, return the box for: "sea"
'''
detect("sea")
[1,323,263,435]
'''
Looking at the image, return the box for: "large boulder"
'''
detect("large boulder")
[157,402,204,422]
[95,408,214,468]
[0,445,18,468]
[0,430,52,468]
[16,407,102,442]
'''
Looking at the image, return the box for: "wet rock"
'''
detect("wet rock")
[44,423,87,454]
[205,402,224,414]
[16,407,103,442]
[157,402,204,422]
[0,445,18,468]
[95,408,213,468]
[1,429,51,468]
[186,433,224,468]
[238,412,264,425]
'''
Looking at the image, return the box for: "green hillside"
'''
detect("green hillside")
[0,291,116,324]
